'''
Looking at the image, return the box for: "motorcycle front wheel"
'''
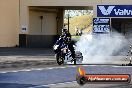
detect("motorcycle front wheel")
[56,54,64,65]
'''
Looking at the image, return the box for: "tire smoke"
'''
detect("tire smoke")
[75,32,127,64]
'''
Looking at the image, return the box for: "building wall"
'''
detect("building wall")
[27,9,58,48]
[19,0,100,47]
[1,0,132,47]
[20,0,101,34]
[101,0,132,4]
[0,0,101,47]
[29,10,57,35]
[0,0,19,47]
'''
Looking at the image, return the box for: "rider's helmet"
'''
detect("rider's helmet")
[62,28,68,35]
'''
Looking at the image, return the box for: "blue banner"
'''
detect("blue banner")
[97,5,132,17]
[93,18,110,33]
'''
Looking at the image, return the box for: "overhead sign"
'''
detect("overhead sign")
[97,5,132,17]
[93,18,110,33]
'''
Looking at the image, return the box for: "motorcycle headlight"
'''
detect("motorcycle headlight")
[54,45,59,50]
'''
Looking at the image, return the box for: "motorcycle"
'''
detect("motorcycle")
[53,43,83,65]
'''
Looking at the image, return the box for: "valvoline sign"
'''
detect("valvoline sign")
[97,5,132,17]
[93,18,110,33]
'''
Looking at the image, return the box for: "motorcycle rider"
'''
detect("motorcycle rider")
[55,28,75,60]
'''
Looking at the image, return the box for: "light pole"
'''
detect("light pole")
[40,16,43,35]
[68,14,69,32]
[40,16,43,47]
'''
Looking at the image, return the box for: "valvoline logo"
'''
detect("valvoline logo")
[98,6,115,15]
[97,5,132,17]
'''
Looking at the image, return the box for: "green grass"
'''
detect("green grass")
[72,36,80,41]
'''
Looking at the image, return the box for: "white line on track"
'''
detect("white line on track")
[0,65,78,74]
[0,65,131,74]
[112,66,132,68]
[28,81,76,88]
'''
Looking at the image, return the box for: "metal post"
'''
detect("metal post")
[40,16,43,35]
[68,14,69,32]
[40,16,43,47]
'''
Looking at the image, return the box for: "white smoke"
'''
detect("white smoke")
[75,32,127,64]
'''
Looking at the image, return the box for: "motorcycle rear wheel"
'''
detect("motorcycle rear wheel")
[56,54,64,65]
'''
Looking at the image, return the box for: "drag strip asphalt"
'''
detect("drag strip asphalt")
[0,65,132,88]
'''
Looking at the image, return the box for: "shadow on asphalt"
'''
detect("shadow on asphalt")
[0,83,49,88]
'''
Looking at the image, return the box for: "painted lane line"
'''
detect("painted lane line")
[0,65,78,74]
[49,81,76,86]
[0,65,130,74]
[112,66,132,68]
[48,67,53,70]
[28,81,76,88]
